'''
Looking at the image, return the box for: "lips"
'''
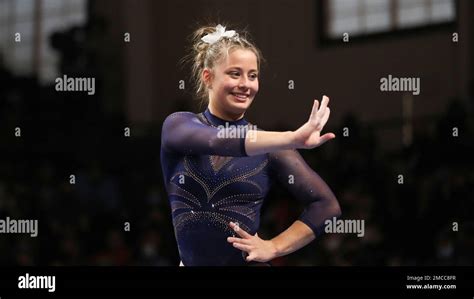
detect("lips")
[230,93,250,102]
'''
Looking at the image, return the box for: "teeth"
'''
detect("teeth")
[233,93,248,99]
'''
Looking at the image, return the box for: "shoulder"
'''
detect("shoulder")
[164,111,197,121]
[162,111,203,127]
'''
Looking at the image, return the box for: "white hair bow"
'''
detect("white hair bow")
[201,24,236,44]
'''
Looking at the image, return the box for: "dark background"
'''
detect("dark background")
[0,0,473,266]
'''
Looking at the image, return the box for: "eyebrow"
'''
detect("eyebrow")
[226,67,258,73]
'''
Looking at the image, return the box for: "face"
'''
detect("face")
[204,48,259,120]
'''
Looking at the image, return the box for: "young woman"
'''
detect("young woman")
[161,24,341,266]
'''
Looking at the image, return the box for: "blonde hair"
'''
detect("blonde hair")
[183,23,264,105]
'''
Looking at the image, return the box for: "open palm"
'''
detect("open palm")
[293,95,335,149]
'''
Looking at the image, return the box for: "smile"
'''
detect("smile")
[231,93,249,101]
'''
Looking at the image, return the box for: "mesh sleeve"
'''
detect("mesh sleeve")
[269,149,341,237]
[161,112,248,157]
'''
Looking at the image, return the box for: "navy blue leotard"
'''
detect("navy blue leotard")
[160,108,341,266]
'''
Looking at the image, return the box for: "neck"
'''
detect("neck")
[208,102,245,121]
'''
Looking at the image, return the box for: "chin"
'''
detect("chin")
[227,100,252,114]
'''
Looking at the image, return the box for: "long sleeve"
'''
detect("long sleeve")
[269,149,341,237]
[161,112,248,157]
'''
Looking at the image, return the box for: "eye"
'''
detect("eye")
[229,71,240,77]
[249,73,258,80]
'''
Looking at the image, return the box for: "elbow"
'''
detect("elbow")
[326,194,342,219]
[332,200,342,219]
[307,192,342,219]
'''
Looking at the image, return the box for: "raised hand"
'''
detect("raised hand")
[292,95,335,149]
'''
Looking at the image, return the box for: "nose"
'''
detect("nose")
[238,76,249,89]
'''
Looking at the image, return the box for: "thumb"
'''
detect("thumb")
[318,133,335,146]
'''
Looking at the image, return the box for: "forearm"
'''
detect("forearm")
[245,130,296,156]
[270,220,315,258]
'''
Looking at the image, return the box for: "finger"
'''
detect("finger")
[317,96,329,118]
[227,237,251,245]
[232,242,252,252]
[319,107,331,128]
[309,100,319,122]
[318,133,336,146]
[229,222,252,239]
[246,254,256,262]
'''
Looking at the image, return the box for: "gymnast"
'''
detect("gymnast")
[161,24,341,266]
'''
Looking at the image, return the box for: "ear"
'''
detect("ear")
[202,68,213,89]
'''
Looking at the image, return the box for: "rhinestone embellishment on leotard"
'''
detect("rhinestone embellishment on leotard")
[169,156,268,234]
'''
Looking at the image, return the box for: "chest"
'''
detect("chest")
[169,154,271,202]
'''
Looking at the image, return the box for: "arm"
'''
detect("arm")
[161,112,248,156]
[162,96,334,157]
[245,96,335,156]
[270,149,342,237]
[228,149,341,263]
[270,220,315,257]
[227,220,314,262]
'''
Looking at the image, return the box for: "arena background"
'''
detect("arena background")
[0,0,473,266]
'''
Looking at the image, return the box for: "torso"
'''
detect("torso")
[161,112,272,266]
